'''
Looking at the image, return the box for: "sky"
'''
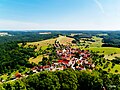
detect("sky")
[0,0,120,30]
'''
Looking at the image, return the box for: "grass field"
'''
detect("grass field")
[26,35,74,51]
[80,36,103,48]
[86,47,120,54]
[57,35,75,45]
[90,36,103,47]
[29,55,43,64]
[26,38,56,51]
[86,47,120,60]
[104,54,120,60]
[97,34,108,36]
[97,61,120,74]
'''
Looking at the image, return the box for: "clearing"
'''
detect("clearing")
[29,55,43,64]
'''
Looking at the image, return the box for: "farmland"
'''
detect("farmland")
[80,36,103,48]
[26,35,75,51]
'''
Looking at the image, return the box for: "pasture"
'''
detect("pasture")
[80,36,103,48]
[26,35,74,51]
[56,35,75,45]
[86,47,120,60]
[26,38,56,51]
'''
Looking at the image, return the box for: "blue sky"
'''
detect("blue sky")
[0,0,120,30]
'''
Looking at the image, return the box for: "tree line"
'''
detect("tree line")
[0,31,59,44]
[1,69,120,90]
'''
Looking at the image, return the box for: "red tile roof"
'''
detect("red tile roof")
[58,60,69,64]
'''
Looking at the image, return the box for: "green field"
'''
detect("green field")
[86,47,120,60]
[26,35,75,51]
[80,36,103,48]
[86,47,120,54]
[96,61,120,74]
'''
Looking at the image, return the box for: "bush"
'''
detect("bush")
[115,70,118,73]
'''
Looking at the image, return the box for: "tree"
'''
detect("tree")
[38,71,60,90]
[56,69,78,90]
[41,57,48,66]
[76,71,103,90]
[13,80,27,90]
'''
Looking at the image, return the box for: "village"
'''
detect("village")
[31,46,95,72]
[4,43,95,83]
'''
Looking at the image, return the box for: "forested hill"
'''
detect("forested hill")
[100,31,120,47]
[0,31,59,44]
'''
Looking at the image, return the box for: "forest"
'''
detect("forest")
[0,42,36,74]
[0,31,59,43]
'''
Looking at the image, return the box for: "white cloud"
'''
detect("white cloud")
[0,20,120,30]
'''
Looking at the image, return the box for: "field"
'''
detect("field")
[82,36,120,74]
[86,47,120,60]
[56,35,75,45]
[96,60,120,74]
[29,55,43,64]
[26,38,56,51]
[80,36,103,48]
[26,35,75,51]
